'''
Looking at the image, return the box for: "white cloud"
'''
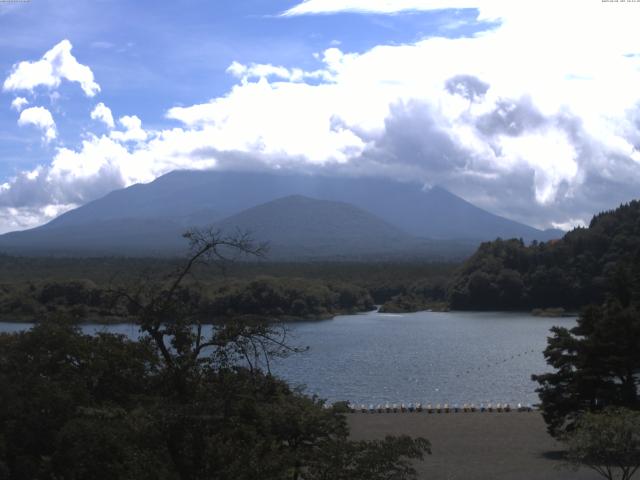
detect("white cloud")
[110,115,148,142]
[90,102,115,128]
[3,2,640,233]
[552,218,586,232]
[0,204,76,235]
[225,60,333,83]
[282,0,501,18]
[0,130,218,227]
[167,76,367,164]
[10,96,28,111]
[17,106,57,142]
[3,39,100,97]
[499,130,579,205]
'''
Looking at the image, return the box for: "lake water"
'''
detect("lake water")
[0,310,575,406]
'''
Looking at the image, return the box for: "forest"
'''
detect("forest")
[3,200,640,323]
[0,255,455,322]
[448,200,640,311]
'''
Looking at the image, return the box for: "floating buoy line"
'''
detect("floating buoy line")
[320,347,542,414]
[328,402,535,414]
[454,348,539,379]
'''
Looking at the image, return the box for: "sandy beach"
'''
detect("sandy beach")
[348,412,601,480]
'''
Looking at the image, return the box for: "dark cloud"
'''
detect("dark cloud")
[334,98,640,230]
[476,96,547,137]
[366,101,471,174]
[445,74,490,103]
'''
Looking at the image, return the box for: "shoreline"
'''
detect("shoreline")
[0,307,579,325]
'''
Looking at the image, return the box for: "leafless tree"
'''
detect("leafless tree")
[109,228,302,395]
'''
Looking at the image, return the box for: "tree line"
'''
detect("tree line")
[449,200,640,310]
[0,277,375,323]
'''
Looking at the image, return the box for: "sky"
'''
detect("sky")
[1,0,640,234]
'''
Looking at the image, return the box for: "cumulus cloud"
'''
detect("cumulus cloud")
[3,2,640,233]
[10,96,28,111]
[110,115,148,142]
[90,102,115,128]
[17,106,57,142]
[226,60,333,84]
[3,39,100,97]
[0,129,218,233]
[0,204,77,234]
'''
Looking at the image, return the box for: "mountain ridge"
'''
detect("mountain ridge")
[0,170,564,259]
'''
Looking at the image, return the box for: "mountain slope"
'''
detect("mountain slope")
[0,218,186,256]
[37,169,562,242]
[214,195,416,258]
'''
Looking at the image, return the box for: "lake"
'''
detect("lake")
[0,310,575,406]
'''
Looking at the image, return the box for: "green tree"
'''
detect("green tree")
[306,435,431,480]
[533,301,640,437]
[1,229,430,480]
[563,408,640,480]
[0,318,163,480]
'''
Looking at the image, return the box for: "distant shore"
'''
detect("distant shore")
[0,307,578,325]
[347,412,599,480]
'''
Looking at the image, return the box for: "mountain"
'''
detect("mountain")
[0,170,563,258]
[215,195,416,259]
[41,169,562,240]
[0,218,186,256]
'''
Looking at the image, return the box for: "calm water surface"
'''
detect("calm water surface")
[0,310,575,406]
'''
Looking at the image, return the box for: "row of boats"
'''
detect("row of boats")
[345,402,535,413]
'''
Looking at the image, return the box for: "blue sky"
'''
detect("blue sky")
[1,0,640,233]
[0,1,489,175]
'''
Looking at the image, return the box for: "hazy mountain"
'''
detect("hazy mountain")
[0,194,477,259]
[0,218,186,256]
[41,170,562,238]
[0,170,563,258]
[215,195,416,259]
